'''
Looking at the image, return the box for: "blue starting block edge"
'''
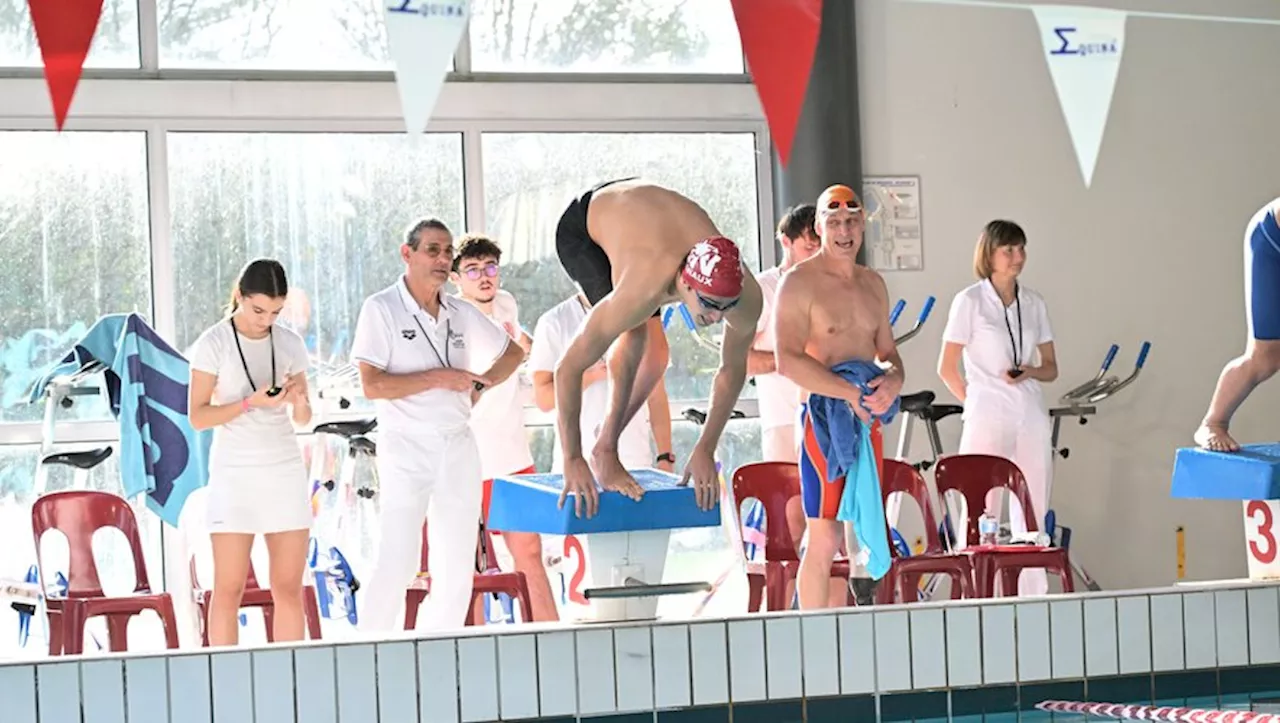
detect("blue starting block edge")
[1171,443,1280,501]
[486,467,720,536]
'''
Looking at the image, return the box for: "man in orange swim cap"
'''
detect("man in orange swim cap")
[553,179,763,519]
[773,183,905,608]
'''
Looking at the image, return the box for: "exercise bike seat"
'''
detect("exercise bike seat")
[40,447,114,470]
[681,408,746,426]
[900,391,936,414]
[349,437,377,456]
[314,419,377,439]
[900,391,964,422]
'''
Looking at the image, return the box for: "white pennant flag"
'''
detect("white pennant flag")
[1031,5,1127,188]
[384,0,471,136]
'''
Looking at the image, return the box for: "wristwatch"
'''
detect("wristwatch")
[656,452,675,464]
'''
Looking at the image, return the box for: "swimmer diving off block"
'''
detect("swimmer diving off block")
[551,178,763,518]
[1196,198,1280,452]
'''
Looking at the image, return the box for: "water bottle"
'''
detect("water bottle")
[978,512,999,546]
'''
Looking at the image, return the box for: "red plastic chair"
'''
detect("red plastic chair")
[403,521,533,629]
[875,460,976,604]
[933,454,1074,597]
[730,462,853,612]
[190,558,323,646]
[31,490,180,655]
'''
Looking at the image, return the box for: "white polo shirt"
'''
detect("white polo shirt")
[529,295,652,473]
[462,289,536,477]
[942,280,1054,416]
[350,277,510,432]
[753,266,802,430]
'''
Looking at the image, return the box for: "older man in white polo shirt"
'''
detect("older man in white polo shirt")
[350,217,525,633]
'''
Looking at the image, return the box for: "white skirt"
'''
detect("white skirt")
[205,457,312,535]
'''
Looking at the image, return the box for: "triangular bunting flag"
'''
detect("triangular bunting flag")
[730,0,823,168]
[1031,5,1128,188]
[26,0,104,131]
[384,0,471,136]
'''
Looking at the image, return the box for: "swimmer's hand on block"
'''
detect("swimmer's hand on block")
[486,468,721,536]
[1171,443,1280,500]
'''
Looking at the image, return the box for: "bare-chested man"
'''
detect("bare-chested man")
[553,178,763,518]
[774,184,904,609]
[1194,197,1280,452]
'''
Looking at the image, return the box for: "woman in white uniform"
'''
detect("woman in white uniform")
[937,220,1059,596]
[187,258,314,645]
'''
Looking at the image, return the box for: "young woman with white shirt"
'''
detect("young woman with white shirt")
[936,220,1059,597]
[187,258,314,646]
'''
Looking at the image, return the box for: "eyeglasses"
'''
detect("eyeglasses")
[697,292,739,312]
[824,199,863,214]
[462,263,499,280]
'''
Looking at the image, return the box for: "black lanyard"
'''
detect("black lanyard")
[994,280,1024,368]
[229,318,276,392]
[413,314,452,369]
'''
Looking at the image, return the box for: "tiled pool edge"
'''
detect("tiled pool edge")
[2,581,1280,722]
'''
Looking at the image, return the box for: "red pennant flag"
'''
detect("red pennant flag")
[730,0,823,168]
[26,0,104,131]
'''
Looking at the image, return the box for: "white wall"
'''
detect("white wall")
[859,0,1280,589]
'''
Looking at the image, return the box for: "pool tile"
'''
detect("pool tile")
[1086,674,1153,705]
[656,705,730,723]
[730,699,803,723]
[804,694,876,723]
[1154,670,1218,701]
[879,690,947,721]
[951,684,1019,716]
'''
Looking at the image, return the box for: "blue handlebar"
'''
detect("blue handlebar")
[917,296,936,324]
[1136,341,1151,369]
[889,299,906,326]
[1101,344,1119,372]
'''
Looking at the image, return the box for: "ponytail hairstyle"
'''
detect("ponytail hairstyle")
[226,258,289,314]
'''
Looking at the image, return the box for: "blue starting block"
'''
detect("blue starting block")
[487,468,727,623]
[486,468,719,535]
[1171,444,1280,581]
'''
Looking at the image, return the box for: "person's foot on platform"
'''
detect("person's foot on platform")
[1194,421,1241,453]
[849,578,879,606]
[591,443,645,501]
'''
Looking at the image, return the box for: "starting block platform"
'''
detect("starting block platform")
[1172,444,1280,581]
[487,468,740,623]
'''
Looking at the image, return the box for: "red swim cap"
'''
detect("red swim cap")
[681,236,744,299]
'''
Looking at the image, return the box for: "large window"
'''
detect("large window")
[0,0,140,68]
[167,132,466,361]
[157,0,416,71]
[468,0,744,74]
[481,131,760,401]
[0,131,152,424]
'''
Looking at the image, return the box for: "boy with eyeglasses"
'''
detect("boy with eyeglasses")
[451,234,560,623]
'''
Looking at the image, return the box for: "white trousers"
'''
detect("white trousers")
[358,425,482,634]
[958,399,1054,596]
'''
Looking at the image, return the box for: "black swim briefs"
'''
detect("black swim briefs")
[555,177,658,318]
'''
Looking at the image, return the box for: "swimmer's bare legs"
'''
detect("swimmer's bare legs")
[1195,338,1280,451]
[593,316,670,488]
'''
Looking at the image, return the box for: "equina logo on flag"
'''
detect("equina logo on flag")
[1032,6,1128,189]
[1048,26,1121,57]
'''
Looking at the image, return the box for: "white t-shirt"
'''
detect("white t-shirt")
[753,266,802,430]
[462,289,536,477]
[942,280,1054,416]
[529,296,653,473]
[187,319,310,472]
[349,278,511,432]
